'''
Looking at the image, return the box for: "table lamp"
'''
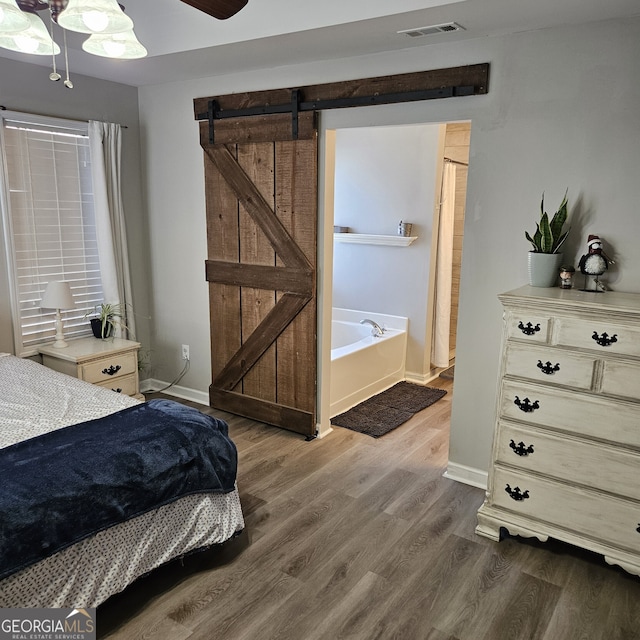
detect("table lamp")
[40,281,75,348]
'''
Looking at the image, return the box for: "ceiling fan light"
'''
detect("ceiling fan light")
[0,10,60,55]
[80,10,109,33]
[82,29,147,59]
[0,0,30,34]
[58,0,134,35]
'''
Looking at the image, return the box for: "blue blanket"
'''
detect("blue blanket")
[0,399,238,580]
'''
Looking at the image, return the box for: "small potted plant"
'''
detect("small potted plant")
[87,302,130,339]
[525,190,570,287]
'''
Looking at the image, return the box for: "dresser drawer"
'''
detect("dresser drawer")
[496,422,640,501]
[95,374,138,397]
[500,380,640,448]
[491,468,640,554]
[601,360,640,402]
[555,317,640,358]
[80,352,137,384]
[505,312,551,344]
[504,344,595,390]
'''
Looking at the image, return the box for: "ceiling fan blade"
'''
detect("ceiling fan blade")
[179,0,248,20]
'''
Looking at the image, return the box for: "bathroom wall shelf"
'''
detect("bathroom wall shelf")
[333,233,418,247]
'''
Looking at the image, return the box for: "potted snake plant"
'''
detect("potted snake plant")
[525,190,570,287]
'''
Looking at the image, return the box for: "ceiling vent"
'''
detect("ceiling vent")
[398,22,465,38]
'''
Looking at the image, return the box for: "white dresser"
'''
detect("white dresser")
[476,285,640,576]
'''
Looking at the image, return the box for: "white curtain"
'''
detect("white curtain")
[432,161,456,368]
[89,121,135,338]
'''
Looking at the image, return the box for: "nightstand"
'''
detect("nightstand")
[39,337,144,400]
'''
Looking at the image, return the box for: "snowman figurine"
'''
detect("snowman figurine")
[578,235,611,292]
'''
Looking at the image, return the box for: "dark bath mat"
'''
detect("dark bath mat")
[331,382,447,438]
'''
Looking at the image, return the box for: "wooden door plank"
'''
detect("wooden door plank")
[199,111,316,147]
[275,138,317,414]
[213,292,310,391]
[209,387,314,433]
[204,146,241,381]
[205,145,312,270]
[238,143,277,401]
[205,261,313,294]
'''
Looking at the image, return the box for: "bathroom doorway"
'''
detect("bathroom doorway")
[317,111,471,437]
[328,121,470,377]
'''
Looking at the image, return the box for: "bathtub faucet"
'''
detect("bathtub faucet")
[360,318,385,337]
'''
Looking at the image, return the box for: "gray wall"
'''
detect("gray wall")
[138,17,640,474]
[0,57,150,356]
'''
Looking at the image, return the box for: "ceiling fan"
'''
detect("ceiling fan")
[179,0,249,20]
[12,1,249,22]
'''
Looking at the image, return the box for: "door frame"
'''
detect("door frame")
[317,114,472,437]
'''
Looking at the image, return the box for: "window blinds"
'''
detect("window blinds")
[1,113,105,355]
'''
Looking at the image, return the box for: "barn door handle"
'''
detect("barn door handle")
[518,321,540,336]
[514,396,539,413]
[537,360,560,375]
[509,440,534,457]
[102,364,122,376]
[592,331,618,347]
[505,484,530,501]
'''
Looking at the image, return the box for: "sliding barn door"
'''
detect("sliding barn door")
[200,112,317,437]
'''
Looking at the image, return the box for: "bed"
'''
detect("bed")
[0,353,244,608]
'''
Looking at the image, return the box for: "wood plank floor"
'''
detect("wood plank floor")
[98,378,640,640]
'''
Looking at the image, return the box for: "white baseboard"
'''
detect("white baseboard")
[404,371,430,385]
[444,461,488,490]
[140,378,209,406]
[316,423,333,439]
[405,369,445,385]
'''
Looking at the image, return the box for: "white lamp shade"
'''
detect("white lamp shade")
[58,0,133,35]
[41,281,75,310]
[82,28,147,59]
[0,0,30,35]
[0,10,60,55]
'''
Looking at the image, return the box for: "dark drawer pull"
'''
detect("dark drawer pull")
[505,484,530,501]
[537,360,559,375]
[592,331,618,347]
[112,388,122,393]
[514,396,539,413]
[509,440,534,457]
[518,321,541,336]
[636,524,640,534]
[102,364,122,376]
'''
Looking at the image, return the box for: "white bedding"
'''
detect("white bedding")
[0,354,244,608]
[0,353,139,448]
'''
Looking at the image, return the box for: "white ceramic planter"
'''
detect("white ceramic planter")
[528,252,563,287]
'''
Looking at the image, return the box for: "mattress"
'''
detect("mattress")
[0,353,244,608]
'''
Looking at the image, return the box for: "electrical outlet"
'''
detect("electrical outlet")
[181,344,190,361]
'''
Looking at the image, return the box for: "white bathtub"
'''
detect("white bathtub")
[330,308,408,417]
